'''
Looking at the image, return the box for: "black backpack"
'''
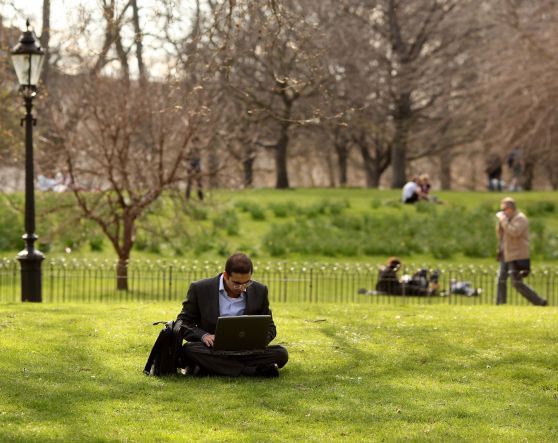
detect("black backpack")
[144,320,182,376]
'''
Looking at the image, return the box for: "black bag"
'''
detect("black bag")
[513,259,531,277]
[144,320,182,376]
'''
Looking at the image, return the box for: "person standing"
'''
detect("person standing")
[485,153,503,191]
[506,147,524,192]
[496,197,547,306]
[176,252,288,377]
[185,145,204,201]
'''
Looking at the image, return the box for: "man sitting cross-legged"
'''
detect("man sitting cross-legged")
[176,252,288,377]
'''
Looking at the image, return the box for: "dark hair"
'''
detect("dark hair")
[225,253,253,275]
[386,256,401,270]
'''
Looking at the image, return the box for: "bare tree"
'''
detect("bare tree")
[38,1,213,289]
[323,0,481,188]
[218,1,330,189]
[478,0,558,190]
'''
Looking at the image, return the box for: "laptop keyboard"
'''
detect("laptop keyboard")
[212,350,265,356]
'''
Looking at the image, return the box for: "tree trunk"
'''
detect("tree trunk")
[275,122,290,189]
[439,148,453,190]
[41,0,51,85]
[334,141,349,186]
[358,143,381,188]
[325,147,336,187]
[390,93,411,189]
[131,0,147,86]
[545,159,558,190]
[243,145,255,188]
[116,217,134,291]
[207,138,220,188]
[116,257,129,291]
[522,159,536,191]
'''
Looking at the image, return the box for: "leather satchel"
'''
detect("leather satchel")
[513,259,531,278]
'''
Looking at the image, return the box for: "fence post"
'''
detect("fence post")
[309,267,313,303]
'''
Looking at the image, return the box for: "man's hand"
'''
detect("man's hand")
[202,334,215,348]
[496,211,506,222]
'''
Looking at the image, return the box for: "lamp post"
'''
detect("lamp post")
[11,20,46,302]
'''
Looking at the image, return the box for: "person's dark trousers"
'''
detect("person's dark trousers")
[181,342,288,376]
[185,177,204,201]
[404,193,419,204]
[497,260,546,305]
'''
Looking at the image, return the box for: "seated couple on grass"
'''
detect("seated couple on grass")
[374,257,440,296]
[174,252,288,378]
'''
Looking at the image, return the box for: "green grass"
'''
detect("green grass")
[1,302,557,441]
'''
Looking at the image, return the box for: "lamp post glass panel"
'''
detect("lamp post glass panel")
[11,20,45,302]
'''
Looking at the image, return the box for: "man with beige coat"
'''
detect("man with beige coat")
[496,197,547,306]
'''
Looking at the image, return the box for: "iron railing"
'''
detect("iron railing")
[1,258,557,305]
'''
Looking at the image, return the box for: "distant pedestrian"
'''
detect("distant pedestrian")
[185,146,204,201]
[506,147,524,192]
[496,197,547,306]
[485,153,503,191]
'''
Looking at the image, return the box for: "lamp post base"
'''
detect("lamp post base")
[17,249,44,302]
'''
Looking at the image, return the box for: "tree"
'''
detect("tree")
[477,0,558,190]
[39,1,213,290]
[219,0,330,189]
[325,0,481,188]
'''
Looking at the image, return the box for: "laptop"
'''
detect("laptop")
[212,315,271,355]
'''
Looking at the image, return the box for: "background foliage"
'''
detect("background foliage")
[1,189,557,263]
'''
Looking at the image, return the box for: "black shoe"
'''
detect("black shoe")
[541,300,548,306]
[256,363,279,378]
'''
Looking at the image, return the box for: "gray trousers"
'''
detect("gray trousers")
[182,342,288,377]
[497,261,546,305]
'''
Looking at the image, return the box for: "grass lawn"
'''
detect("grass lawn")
[1,302,557,442]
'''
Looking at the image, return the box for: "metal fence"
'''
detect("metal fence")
[1,257,557,305]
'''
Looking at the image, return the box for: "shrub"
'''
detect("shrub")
[524,200,556,217]
[542,234,558,260]
[193,235,214,255]
[233,200,252,213]
[247,203,266,221]
[268,201,298,218]
[370,199,381,209]
[262,202,508,260]
[0,200,23,251]
[186,204,208,221]
[415,201,437,214]
[297,199,349,218]
[216,240,230,257]
[89,236,105,252]
[213,209,239,236]
[529,218,546,256]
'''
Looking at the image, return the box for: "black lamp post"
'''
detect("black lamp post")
[11,20,46,302]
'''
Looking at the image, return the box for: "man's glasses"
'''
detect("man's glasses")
[228,279,253,290]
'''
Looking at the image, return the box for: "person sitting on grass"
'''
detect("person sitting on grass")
[401,176,425,204]
[175,252,289,377]
[375,257,439,296]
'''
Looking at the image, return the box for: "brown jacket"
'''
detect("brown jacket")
[497,210,530,262]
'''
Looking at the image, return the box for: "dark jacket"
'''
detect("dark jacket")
[375,267,430,296]
[375,267,403,294]
[176,274,277,345]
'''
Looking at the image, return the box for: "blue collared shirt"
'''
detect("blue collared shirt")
[218,274,246,317]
